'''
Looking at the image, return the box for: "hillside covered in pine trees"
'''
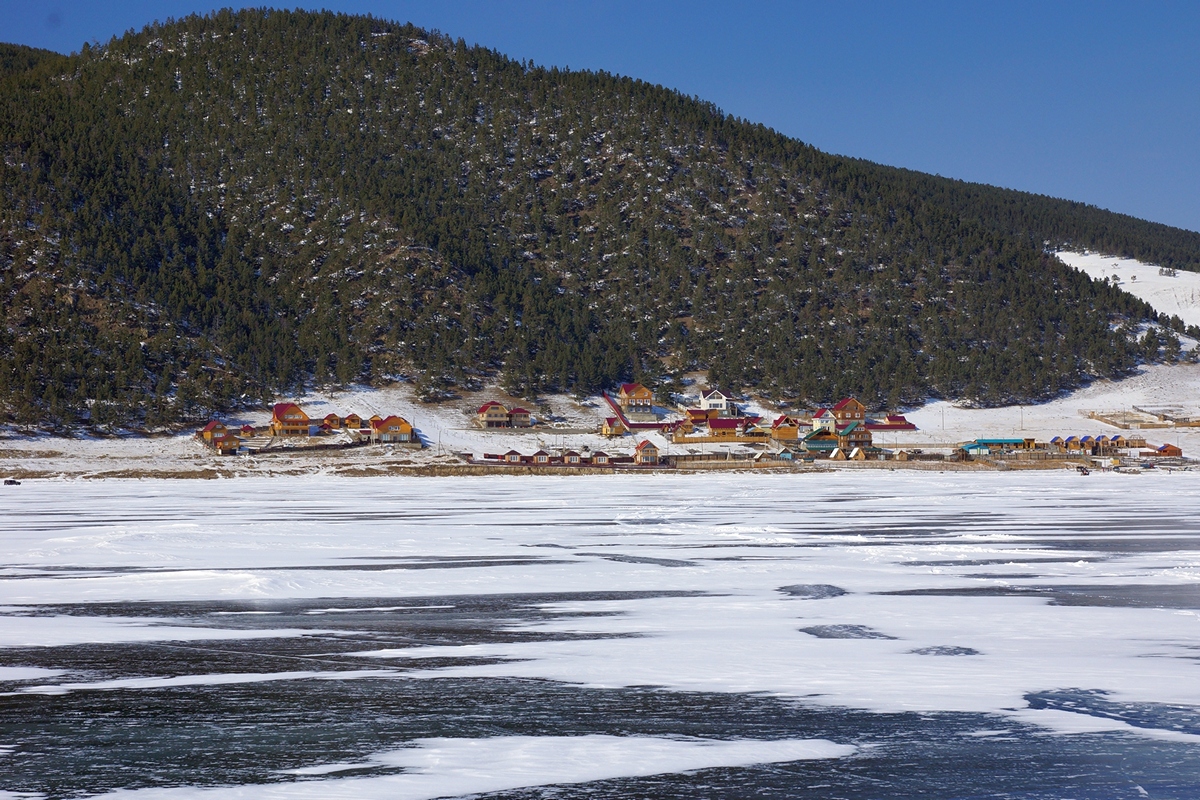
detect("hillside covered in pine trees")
[2,9,1200,431]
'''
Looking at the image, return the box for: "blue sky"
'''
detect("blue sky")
[4,1,1199,232]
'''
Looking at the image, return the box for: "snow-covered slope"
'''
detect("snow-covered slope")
[1058,250,1200,328]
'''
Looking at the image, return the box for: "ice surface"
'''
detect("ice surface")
[2,472,1199,796]
[89,735,853,799]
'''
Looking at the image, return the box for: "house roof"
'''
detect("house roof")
[772,415,795,428]
[709,418,743,429]
[509,407,530,415]
[240,425,255,433]
[272,402,303,419]
[504,450,522,456]
[832,397,863,411]
[478,401,506,414]
[604,417,621,426]
[372,415,411,430]
[837,421,862,434]
[635,440,657,451]
[532,450,550,457]
[700,388,727,400]
[620,383,648,394]
[324,413,340,421]
[592,451,609,458]
[201,420,224,432]
[814,408,835,419]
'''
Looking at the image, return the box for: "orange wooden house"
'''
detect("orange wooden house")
[270,403,311,435]
[372,415,415,443]
[618,383,653,412]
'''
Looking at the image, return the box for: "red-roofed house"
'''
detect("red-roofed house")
[270,403,310,436]
[602,417,628,437]
[477,401,510,428]
[508,408,532,428]
[197,420,228,443]
[770,415,802,441]
[831,398,866,423]
[865,414,917,431]
[372,415,414,443]
[618,383,653,412]
[634,440,661,465]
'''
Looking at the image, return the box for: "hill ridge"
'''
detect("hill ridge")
[1,9,1198,430]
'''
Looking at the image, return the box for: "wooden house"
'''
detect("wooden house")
[531,449,551,465]
[563,450,582,465]
[602,417,629,437]
[508,407,532,428]
[634,440,661,465]
[592,451,611,465]
[504,450,522,463]
[477,401,510,428]
[831,397,866,423]
[1143,443,1183,458]
[618,383,654,412]
[239,424,256,436]
[709,418,747,439]
[372,415,414,443]
[801,427,839,456]
[343,413,364,430]
[212,433,241,455]
[836,421,873,452]
[770,415,802,441]
[270,403,310,436]
[197,420,228,443]
[323,413,342,430]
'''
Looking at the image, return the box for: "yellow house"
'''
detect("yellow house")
[270,403,310,435]
[602,417,628,437]
[618,383,653,412]
[198,420,228,442]
[634,440,660,465]
[372,415,414,443]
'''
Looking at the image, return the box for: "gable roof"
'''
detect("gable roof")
[272,402,303,419]
[201,420,224,432]
[635,439,657,451]
[372,415,411,430]
[700,388,728,400]
[709,418,743,429]
[832,397,864,411]
[814,408,836,419]
[620,382,649,395]
[509,407,530,415]
[478,401,506,414]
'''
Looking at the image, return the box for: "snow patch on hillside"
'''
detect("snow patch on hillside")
[1058,251,1200,328]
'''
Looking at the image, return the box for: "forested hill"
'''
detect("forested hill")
[2,10,1199,430]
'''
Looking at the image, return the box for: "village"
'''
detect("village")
[193,382,1192,472]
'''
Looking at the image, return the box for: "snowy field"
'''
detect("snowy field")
[1,472,1200,797]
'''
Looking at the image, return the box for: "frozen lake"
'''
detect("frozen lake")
[2,472,1200,798]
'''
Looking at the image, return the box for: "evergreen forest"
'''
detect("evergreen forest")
[2,10,1199,430]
